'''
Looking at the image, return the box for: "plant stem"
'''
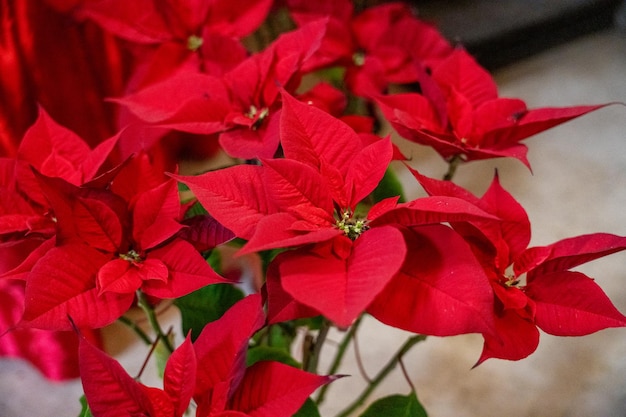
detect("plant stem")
[315,315,364,405]
[304,320,331,374]
[443,155,463,181]
[137,291,174,354]
[117,315,153,346]
[134,328,163,380]
[334,334,427,417]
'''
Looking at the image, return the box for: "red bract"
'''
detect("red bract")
[0,108,118,240]
[116,20,327,159]
[376,49,609,167]
[76,0,272,80]
[177,90,495,329]
[80,295,336,417]
[287,0,453,96]
[0,277,101,381]
[2,112,227,332]
[411,169,626,362]
[16,167,227,330]
[0,110,126,375]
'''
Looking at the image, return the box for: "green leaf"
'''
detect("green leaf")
[360,393,428,417]
[77,395,93,417]
[205,248,221,271]
[174,283,244,341]
[314,66,347,88]
[268,322,297,351]
[183,200,208,218]
[293,397,322,417]
[372,168,406,204]
[246,345,301,368]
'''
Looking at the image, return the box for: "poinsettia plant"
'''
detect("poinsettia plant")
[1,0,625,416]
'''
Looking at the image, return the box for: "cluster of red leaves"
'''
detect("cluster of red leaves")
[80,295,336,417]
[1,0,626,416]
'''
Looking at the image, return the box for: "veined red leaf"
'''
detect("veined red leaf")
[76,0,172,44]
[132,179,184,250]
[515,233,626,278]
[17,107,90,179]
[480,103,611,148]
[263,19,328,104]
[72,195,125,253]
[369,195,495,227]
[344,137,393,206]
[432,48,498,107]
[218,112,281,159]
[193,294,265,400]
[114,70,230,132]
[476,310,540,365]
[164,334,197,417]
[470,98,527,140]
[266,256,321,324]
[478,173,531,265]
[34,171,127,252]
[173,166,274,240]
[319,159,349,208]
[262,158,335,225]
[241,212,342,255]
[200,32,248,76]
[141,238,227,299]
[229,361,337,417]
[204,0,273,37]
[281,227,407,327]
[74,131,122,184]
[0,237,56,281]
[280,90,360,176]
[525,270,626,336]
[0,278,84,380]
[79,338,159,417]
[287,0,353,26]
[141,386,176,417]
[179,214,235,251]
[411,166,528,262]
[367,196,400,221]
[97,258,168,295]
[14,109,118,196]
[408,166,479,204]
[22,244,134,330]
[375,93,443,138]
[368,225,494,336]
[211,412,250,417]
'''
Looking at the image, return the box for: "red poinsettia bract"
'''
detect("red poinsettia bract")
[0,110,228,332]
[410,168,626,362]
[80,294,337,417]
[375,49,609,167]
[177,90,496,333]
[75,0,272,81]
[115,19,328,159]
[286,0,453,96]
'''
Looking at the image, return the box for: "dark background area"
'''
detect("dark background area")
[412,0,624,70]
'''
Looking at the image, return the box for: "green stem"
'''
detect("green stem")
[117,315,153,346]
[443,155,463,181]
[137,291,174,354]
[315,315,363,405]
[304,320,331,374]
[334,335,427,417]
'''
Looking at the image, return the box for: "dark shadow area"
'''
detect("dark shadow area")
[412,0,623,70]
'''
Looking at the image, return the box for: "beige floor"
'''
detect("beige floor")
[2,28,626,417]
